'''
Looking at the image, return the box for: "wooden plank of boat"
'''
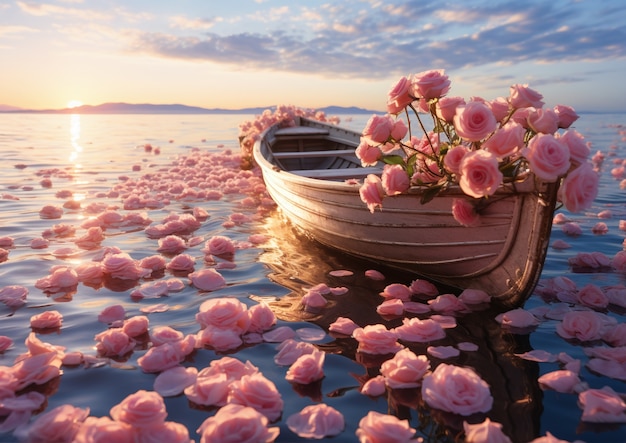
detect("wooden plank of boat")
[252,116,557,307]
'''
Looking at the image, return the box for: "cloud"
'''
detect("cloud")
[16,1,110,20]
[0,25,39,37]
[170,16,222,30]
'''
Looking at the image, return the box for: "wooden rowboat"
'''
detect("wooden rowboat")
[252,116,560,307]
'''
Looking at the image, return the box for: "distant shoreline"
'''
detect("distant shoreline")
[0,103,381,115]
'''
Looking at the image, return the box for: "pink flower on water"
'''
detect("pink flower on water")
[73,416,134,443]
[39,204,64,219]
[355,411,419,443]
[459,150,503,198]
[578,386,626,423]
[0,285,28,308]
[495,308,539,329]
[110,390,167,428]
[410,69,451,101]
[380,348,430,389]
[409,279,439,297]
[463,418,512,443]
[205,235,236,257]
[285,349,325,384]
[196,297,250,333]
[361,375,387,397]
[556,310,609,342]
[247,302,276,333]
[381,164,410,196]
[196,403,280,443]
[524,134,571,182]
[35,266,79,292]
[394,317,446,343]
[458,288,490,304]
[94,328,135,357]
[102,252,149,280]
[286,404,345,439]
[538,369,582,393]
[359,174,385,213]
[377,298,404,316]
[380,283,412,301]
[122,315,149,337]
[166,253,195,272]
[558,162,599,213]
[30,310,63,329]
[139,255,167,271]
[274,339,317,366]
[157,235,187,254]
[452,198,480,227]
[353,324,402,355]
[17,404,89,442]
[189,268,226,291]
[576,284,609,310]
[197,326,243,351]
[421,363,493,416]
[154,366,198,397]
[227,372,284,422]
[0,335,13,352]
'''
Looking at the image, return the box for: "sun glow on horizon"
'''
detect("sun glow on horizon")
[66,100,83,109]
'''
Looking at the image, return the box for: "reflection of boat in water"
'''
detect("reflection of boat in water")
[256,214,542,442]
[253,116,559,307]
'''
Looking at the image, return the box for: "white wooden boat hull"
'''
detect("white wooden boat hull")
[253,118,558,306]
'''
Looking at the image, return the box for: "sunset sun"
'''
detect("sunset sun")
[66,100,83,109]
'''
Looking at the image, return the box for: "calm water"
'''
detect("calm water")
[1,112,625,442]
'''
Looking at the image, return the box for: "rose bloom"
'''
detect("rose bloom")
[559,130,590,166]
[451,198,480,227]
[463,418,512,443]
[394,317,446,343]
[185,371,230,406]
[74,416,135,443]
[197,404,280,443]
[166,253,195,272]
[94,328,135,357]
[380,348,430,389]
[576,283,609,310]
[380,283,412,301]
[556,310,607,342]
[247,302,276,333]
[488,96,511,123]
[362,114,394,144]
[409,279,439,297]
[458,150,503,198]
[196,297,251,333]
[527,108,559,134]
[495,308,539,329]
[355,139,382,167]
[381,164,410,196]
[578,386,626,423]
[110,390,167,429]
[227,373,284,422]
[355,411,418,443]
[436,96,466,123]
[285,349,325,384]
[196,326,243,352]
[122,315,149,337]
[421,364,493,416]
[205,235,236,256]
[359,174,385,213]
[30,310,63,329]
[453,101,498,142]
[352,324,402,355]
[554,104,579,129]
[483,121,525,159]
[387,76,414,114]
[558,163,599,213]
[443,144,470,175]
[135,421,191,443]
[286,404,345,439]
[137,342,184,373]
[20,404,89,442]
[509,84,545,108]
[524,133,571,182]
[410,69,451,100]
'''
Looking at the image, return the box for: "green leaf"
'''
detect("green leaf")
[382,155,406,166]
[420,185,443,204]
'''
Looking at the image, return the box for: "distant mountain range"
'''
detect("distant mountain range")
[0,102,379,115]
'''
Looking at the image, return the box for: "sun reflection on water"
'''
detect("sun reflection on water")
[69,114,83,169]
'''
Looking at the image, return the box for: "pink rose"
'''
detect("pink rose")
[30,310,63,329]
[197,325,244,351]
[95,328,135,357]
[355,139,382,166]
[453,101,498,142]
[524,133,571,182]
[285,349,325,384]
[110,390,168,428]
[359,174,385,213]
[380,348,430,389]
[196,297,250,333]
[458,150,503,198]
[74,416,135,443]
[154,366,198,398]
[463,418,512,443]
[527,108,559,134]
[410,69,451,100]
[554,104,579,129]
[488,97,511,122]
[39,204,63,219]
[247,302,276,333]
[458,288,490,304]
[197,404,280,443]
[409,279,439,296]
[509,84,544,108]
[136,422,191,443]
[185,372,230,406]
[352,324,402,355]
[556,310,608,341]
[355,411,417,443]
[139,255,167,271]
[227,373,284,422]
[558,162,598,212]
[443,144,470,175]
[137,343,184,373]
[451,198,480,227]
[578,386,626,423]
[362,114,394,144]
[576,284,609,310]
[495,308,539,328]
[381,164,410,196]
[538,369,582,393]
[394,317,446,343]
[122,315,149,337]
[328,317,359,335]
[380,283,412,301]
[436,96,466,123]
[189,268,226,291]
[387,76,414,114]
[558,130,590,165]
[20,404,89,442]
[376,298,404,316]
[166,253,195,272]
[205,235,236,256]
[286,404,344,439]
[483,121,524,159]
[0,335,13,352]
[150,326,184,346]
[421,363,493,415]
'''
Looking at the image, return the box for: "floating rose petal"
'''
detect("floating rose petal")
[457,342,479,352]
[140,303,170,314]
[286,403,344,439]
[329,317,359,335]
[365,269,385,280]
[154,366,198,397]
[263,326,296,343]
[361,375,387,396]
[328,269,353,277]
[188,268,226,291]
[98,305,126,324]
[427,346,460,359]
[515,350,557,363]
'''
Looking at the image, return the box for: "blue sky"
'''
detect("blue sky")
[1,0,625,112]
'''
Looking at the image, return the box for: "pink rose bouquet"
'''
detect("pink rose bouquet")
[357,69,599,226]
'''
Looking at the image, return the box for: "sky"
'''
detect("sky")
[1,0,625,112]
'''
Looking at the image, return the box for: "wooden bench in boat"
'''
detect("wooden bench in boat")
[289,166,382,179]
[272,149,356,159]
[275,127,330,137]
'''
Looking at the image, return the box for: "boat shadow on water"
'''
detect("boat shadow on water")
[257,213,543,442]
